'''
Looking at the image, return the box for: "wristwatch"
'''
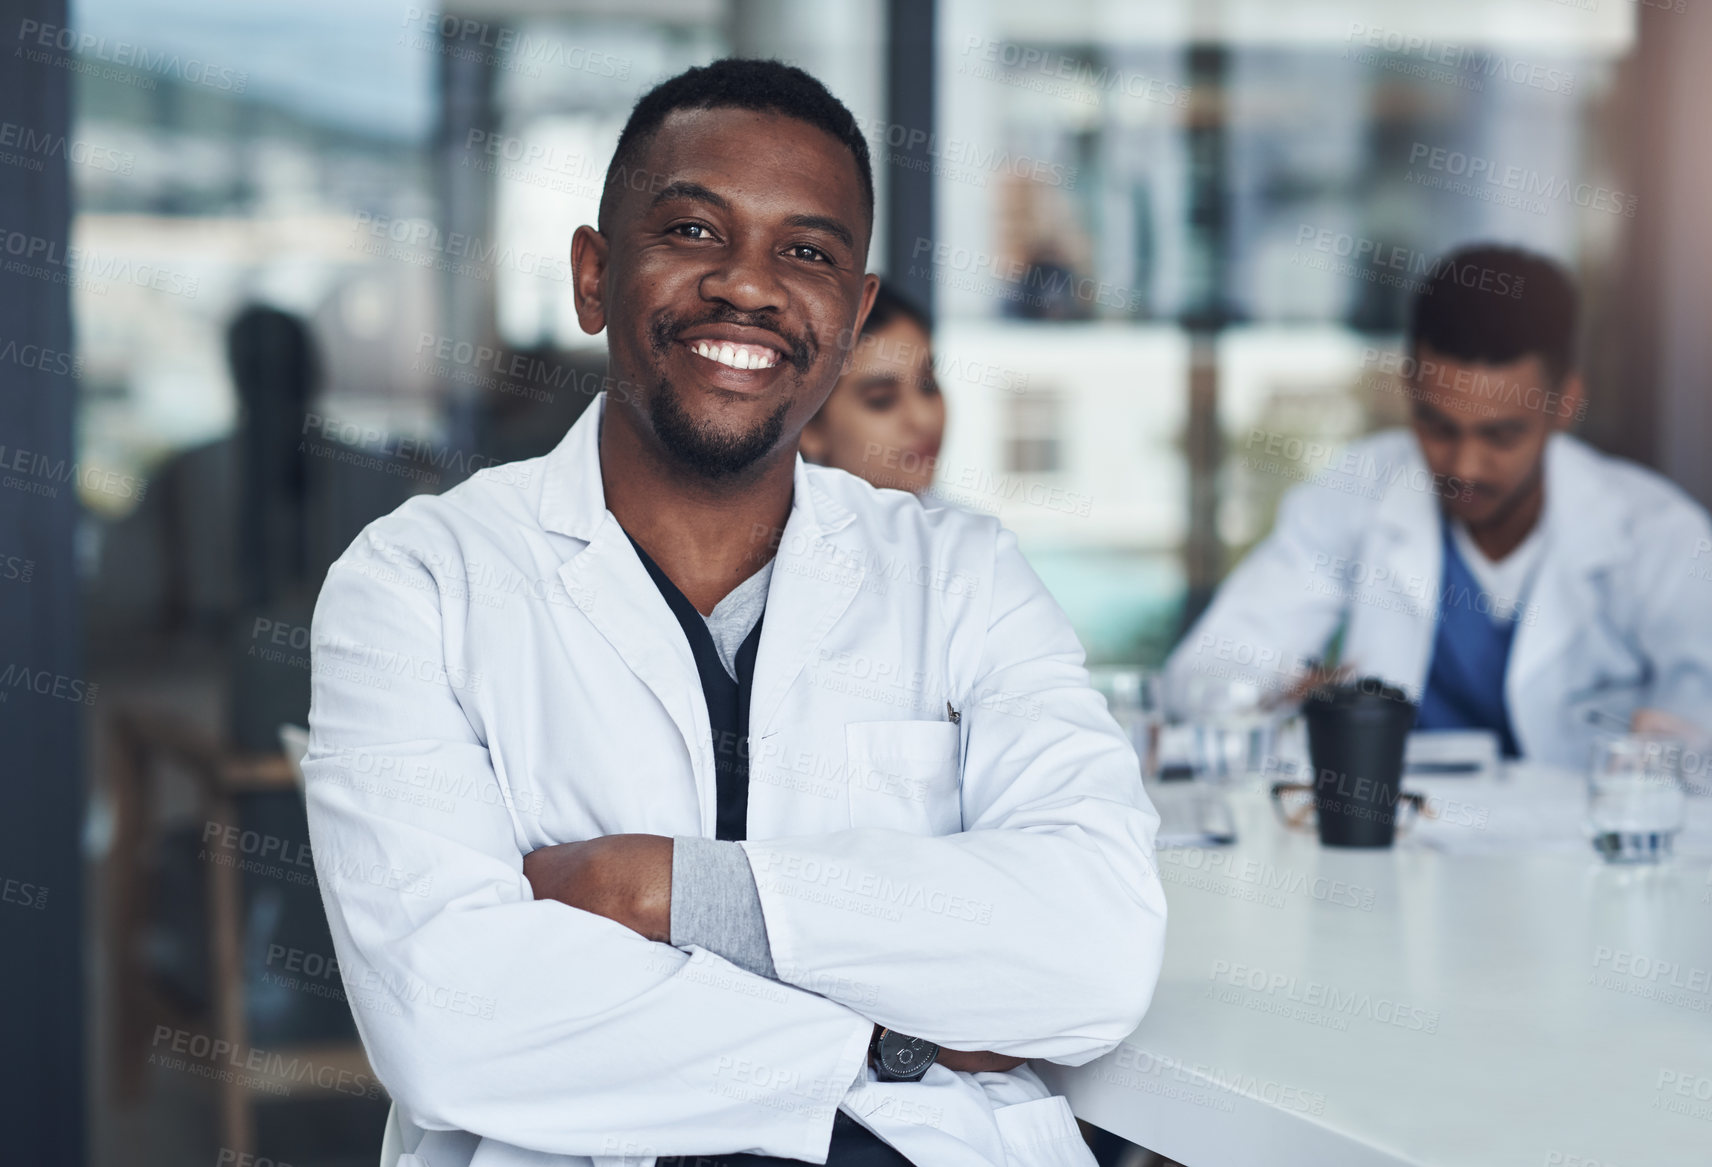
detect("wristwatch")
[870,1026,938,1082]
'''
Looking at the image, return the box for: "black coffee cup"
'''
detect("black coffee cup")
[1300,677,1419,848]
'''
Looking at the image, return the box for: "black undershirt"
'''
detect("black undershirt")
[625,533,763,841]
[624,533,915,1167]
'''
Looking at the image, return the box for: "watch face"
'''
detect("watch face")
[879,1033,937,1081]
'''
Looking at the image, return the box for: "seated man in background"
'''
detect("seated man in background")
[1167,244,1712,768]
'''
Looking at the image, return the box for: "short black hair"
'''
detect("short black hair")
[860,281,930,337]
[1408,244,1579,385]
[598,57,874,235]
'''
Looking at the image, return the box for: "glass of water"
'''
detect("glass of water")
[1177,674,1275,787]
[1090,667,1163,778]
[1587,735,1688,863]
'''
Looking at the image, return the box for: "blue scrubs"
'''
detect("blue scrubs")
[1416,519,1524,757]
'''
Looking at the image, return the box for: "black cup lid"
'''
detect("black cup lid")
[1304,676,1412,708]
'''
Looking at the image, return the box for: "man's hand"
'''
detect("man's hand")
[1266,663,1354,712]
[936,1048,1027,1073]
[1630,707,1708,744]
[522,834,674,942]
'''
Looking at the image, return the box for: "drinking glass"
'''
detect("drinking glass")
[1587,735,1688,863]
[1090,667,1163,778]
[1177,674,1275,786]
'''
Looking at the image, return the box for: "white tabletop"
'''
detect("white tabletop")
[1039,766,1712,1167]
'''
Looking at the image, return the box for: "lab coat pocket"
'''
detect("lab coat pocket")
[992,1094,1097,1167]
[844,720,962,835]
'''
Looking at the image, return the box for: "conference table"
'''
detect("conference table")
[1039,763,1712,1167]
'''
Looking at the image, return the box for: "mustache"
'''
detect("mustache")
[650,307,816,374]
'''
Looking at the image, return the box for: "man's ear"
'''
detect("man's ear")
[1555,370,1585,430]
[570,225,609,336]
[840,273,882,374]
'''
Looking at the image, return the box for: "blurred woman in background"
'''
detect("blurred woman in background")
[799,282,945,495]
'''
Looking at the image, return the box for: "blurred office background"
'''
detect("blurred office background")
[3,0,1710,1162]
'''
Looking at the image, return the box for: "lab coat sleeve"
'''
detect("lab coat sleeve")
[742,528,1168,1067]
[1629,503,1712,734]
[1162,476,1361,709]
[302,520,874,1161]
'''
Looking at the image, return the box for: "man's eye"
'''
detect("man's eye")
[788,244,830,263]
[671,223,713,240]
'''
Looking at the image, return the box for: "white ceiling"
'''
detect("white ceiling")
[992,0,1636,53]
[445,0,724,21]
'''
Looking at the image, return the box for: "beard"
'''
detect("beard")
[641,306,815,480]
[647,378,791,480]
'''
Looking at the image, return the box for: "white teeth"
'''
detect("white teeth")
[690,340,778,371]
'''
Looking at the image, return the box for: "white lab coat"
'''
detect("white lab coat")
[1166,429,1712,768]
[302,393,1167,1167]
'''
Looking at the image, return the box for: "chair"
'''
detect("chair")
[105,709,377,1158]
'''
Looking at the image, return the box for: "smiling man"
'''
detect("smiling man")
[302,59,1166,1167]
[1166,244,1712,765]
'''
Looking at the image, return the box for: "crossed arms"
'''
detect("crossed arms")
[521,833,1028,1074]
[302,524,1166,1159]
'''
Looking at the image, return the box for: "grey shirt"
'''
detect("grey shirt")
[702,559,773,682]
[668,558,777,979]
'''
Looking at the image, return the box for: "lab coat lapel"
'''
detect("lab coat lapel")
[1506,435,1626,752]
[1359,439,1442,690]
[749,462,867,739]
[558,521,713,789]
[539,396,717,833]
